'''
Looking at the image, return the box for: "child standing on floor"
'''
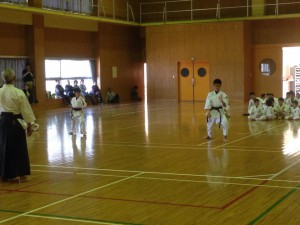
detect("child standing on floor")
[69,88,87,137]
[204,79,229,142]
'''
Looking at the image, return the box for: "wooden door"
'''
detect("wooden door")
[178,61,193,101]
[194,60,210,101]
[178,60,210,101]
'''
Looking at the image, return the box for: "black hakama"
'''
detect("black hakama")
[0,112,30,180]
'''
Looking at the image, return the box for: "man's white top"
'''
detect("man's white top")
[0,84,36,123]
[204,91,229,118]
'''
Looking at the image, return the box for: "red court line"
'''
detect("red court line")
[82,195,222,210]
[0,188,222,210]
[221,180,269,209]
[0,179,269,210]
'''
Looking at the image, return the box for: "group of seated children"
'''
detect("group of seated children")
[248,91,300,121]
[55,79,143,106]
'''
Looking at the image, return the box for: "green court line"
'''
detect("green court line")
[247,183,300,225]
[0,209,143,225]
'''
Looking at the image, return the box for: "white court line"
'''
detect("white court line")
[32,169,300,184]
[213,123,287,149]
[31,166,284,182]
[268,157,300,180]
[132,176,300,190]
[31,170,129,178]
[0,172,144,224]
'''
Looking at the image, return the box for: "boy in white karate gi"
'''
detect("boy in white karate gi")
[258,98,276,121]
[204,79,229,142]
[248,98,262,120]
[285,100,300,120]
[69,88,87,136]
[274,97,290,120]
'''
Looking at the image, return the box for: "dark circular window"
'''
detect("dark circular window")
[260,58,276,76]
[181,68,189,77]
[198,68,207,77]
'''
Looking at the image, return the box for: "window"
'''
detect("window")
[43,0,93,15]
[45,59,95,98]
[0,0,28,5]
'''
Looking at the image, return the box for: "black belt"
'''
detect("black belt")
[207,106,223,128]
[1,112,22,119]
[72,108,82,111]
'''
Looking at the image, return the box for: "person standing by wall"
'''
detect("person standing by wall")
[0,69,36,182]
[22,62,36,103]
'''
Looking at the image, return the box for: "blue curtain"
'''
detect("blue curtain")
[0,58,28,89]
[43,0,93,15]
[0,0,27,5]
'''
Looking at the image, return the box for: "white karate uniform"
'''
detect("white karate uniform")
[258,106,276,120]
[248,105,262,120]
[70,96,87,135]
[285,106,299,120]
[274,103,289,119]
[204,91,229,138]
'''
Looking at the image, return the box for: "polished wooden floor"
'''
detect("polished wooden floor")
[1,101,300,225]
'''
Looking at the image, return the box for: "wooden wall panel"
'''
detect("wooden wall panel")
[253,18,300,45]
[146,21,246,101]
[252,18,300,99]
[44,14,98,32]
[253,46,282,97]
[44,28,95,58]
[98,23,144,102]
[0,8,32,25]
[0,22,28,56]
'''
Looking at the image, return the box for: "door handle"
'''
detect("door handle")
[192,78,195,86]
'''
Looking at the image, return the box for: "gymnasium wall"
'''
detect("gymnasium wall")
[0,13,144,108]
[145,21,246,101]
[252,18,300,98]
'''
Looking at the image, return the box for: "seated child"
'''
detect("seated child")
[248,98,262,120]
[258,98,276,121]
[274,97,290,120]
[285,100,300,120]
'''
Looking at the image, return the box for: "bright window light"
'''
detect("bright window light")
[45,59,94,97]
[45,60,61,78]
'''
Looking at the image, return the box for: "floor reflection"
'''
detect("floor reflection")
[206,141,228,189]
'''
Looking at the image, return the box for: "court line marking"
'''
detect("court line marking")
[0,172,144,224]
[0,209,143,225]
[16,170,300,191]
[32,169,299,184]
[30,165,287,181]
[247,182,300,225]
[212,123,287,149]
[25,214,135,225]
[28,141,285,153]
